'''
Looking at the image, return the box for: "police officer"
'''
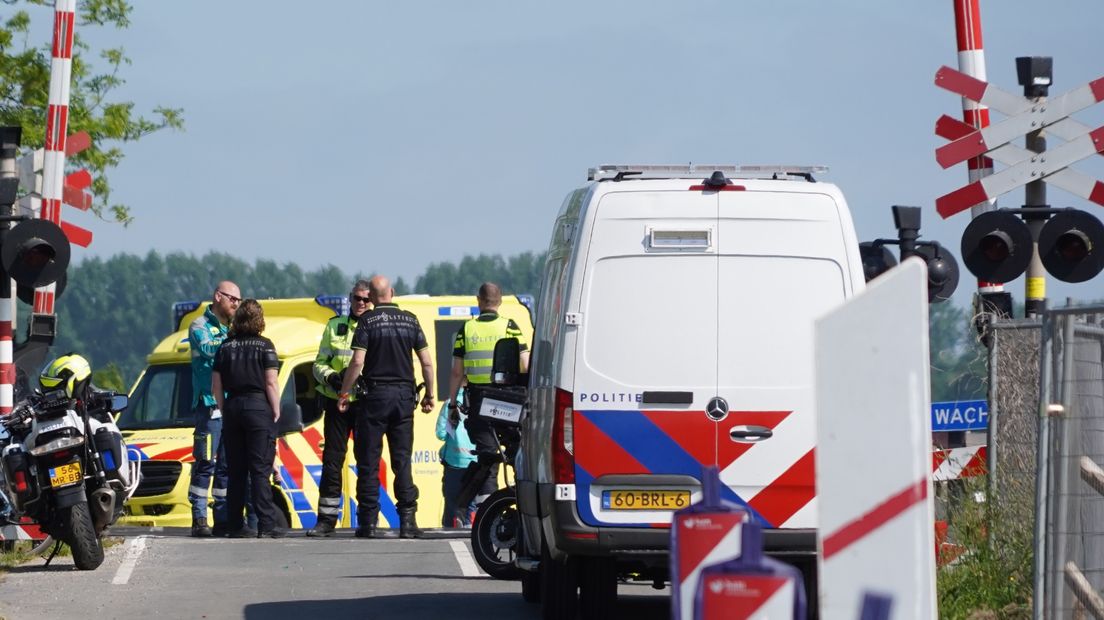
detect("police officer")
[188,281,240,538]
[337,275,435,539]
[446,282,529,505]
[306,280,372,537]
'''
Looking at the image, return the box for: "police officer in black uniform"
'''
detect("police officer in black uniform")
[337,275,435,538]
[211,299,285,538]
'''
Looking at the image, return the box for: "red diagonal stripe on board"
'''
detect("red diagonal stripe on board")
[747,448,816,527]
[60,221,92,247]
[822,477,928,560]
[716,411,792,471]
[65,131,91,157]
[65,168,92,191]
[676,512,745,579]
[574,411,647,476]
[277,437,304,489]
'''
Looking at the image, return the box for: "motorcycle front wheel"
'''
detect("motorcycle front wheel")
[471,488,522,580]
[62,502,104,570]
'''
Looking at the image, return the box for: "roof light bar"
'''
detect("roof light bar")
[315,294,350,317]
[587,164,828,182]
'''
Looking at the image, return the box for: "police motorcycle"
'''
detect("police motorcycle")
[456,338,528,580]
[0,355,140,570]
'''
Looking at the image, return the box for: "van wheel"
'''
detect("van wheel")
[579,556,617,619]
[521,569,541,603]
[540,541,578,619]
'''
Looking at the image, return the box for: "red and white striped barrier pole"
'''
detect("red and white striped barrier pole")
[0,130,18,417]
[952,0,1002,293]
[33,0,77,317]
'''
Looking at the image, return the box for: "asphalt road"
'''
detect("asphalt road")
[0,530,670,620]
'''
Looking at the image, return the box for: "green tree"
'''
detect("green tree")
[0,0,183,223]
[928,302,987,402]
[415,252,546,296]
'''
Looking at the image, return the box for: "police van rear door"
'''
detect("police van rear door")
[715,189,850,529]
[573,189,719,527]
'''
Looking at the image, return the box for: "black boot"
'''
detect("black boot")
[399,510,421,539]
[191,517,212,538]
[306,520,336,538]
[355,512,378,538]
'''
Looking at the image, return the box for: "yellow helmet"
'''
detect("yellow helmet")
[40,354,92,398]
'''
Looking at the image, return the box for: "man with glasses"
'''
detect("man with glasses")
[305,280,373,537]
[188,281,241,537]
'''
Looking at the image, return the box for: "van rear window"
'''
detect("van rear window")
[581,255,846,389]
[583,255,717,387]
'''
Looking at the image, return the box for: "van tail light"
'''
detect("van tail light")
[552,388,575,484]
[12,470,29,494]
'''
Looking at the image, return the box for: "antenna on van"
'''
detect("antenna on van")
[703,171,730,188]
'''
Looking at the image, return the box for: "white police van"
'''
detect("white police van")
[516,164,867,618]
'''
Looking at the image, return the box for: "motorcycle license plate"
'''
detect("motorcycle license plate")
[602,490,691,511]
[49,461,82,488]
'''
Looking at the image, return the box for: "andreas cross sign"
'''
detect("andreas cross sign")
[933,65,1104,218]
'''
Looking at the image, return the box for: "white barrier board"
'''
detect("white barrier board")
[814,258,936,619]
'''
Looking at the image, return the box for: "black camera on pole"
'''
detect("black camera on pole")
[861,206,960,303]
[960,207,1104,284]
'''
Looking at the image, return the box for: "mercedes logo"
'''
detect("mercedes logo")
[705,396,729,421]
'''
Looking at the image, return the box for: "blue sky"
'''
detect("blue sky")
[29,1,1104,305]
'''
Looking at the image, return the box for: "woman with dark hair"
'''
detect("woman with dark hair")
[211,299,285,538]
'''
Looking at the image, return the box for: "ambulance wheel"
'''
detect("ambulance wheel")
[540,541,578,620]
[521,569,541,603]
[578,556,617,619]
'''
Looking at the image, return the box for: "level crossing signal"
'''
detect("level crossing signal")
[0,178,70,295]
[934,65,1104,284]
[860,206,960,303]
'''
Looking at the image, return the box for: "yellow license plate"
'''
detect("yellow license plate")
[602,490,691,511]
[49,461,82,488]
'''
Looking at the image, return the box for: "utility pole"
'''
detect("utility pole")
[1017,56,1053,319]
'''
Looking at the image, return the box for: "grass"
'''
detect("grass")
[0,536,122,574]
[936,475,1034,619]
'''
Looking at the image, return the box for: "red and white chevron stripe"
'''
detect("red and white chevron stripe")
[932,445,987,482]
[33,0,78,317]
[0,523,48,541]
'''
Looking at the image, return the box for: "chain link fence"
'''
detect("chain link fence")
[1039,307,1104,619]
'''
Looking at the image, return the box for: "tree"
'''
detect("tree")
[415,252,546,296]
[0,0,183,223]
[928,302,987,402]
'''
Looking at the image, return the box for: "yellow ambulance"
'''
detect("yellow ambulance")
[116,294,534,530]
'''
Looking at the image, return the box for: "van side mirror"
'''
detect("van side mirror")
[491,338,525,387]
[278,402,303,436]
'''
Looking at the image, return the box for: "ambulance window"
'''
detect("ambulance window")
[117,364,193,430]
[281,362,323,428]
[435,320,466,400]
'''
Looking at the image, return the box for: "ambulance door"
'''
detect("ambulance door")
[572,190,719,527]
[716,191,849,529]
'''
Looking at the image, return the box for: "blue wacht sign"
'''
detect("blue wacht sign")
[931,400,989,432]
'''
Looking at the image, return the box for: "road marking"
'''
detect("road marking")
[449,540,487,578]
[111,536,148,585]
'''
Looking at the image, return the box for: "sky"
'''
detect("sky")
[19,1,1104,306]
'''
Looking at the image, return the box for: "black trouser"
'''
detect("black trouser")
[464,416,501,499]
[316,396,354,526]
[224,396,279,532]
[353,384,417,525]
